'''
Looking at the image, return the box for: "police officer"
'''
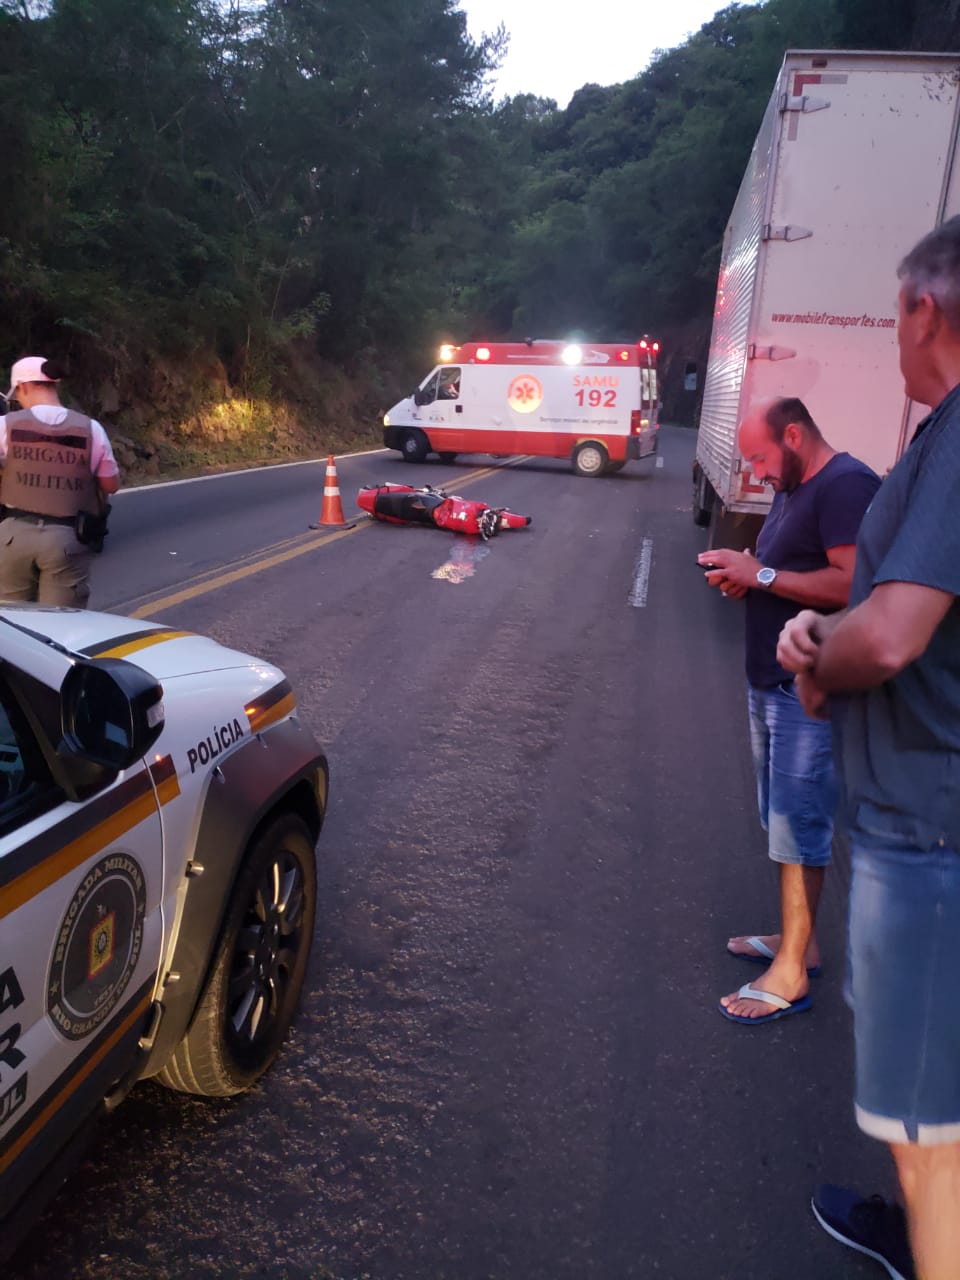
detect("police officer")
[0,356,120,606]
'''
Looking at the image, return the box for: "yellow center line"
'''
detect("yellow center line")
[130,525,361,618]
[125,459,529,619]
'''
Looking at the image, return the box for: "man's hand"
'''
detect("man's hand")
[698,548,754,599]
[777,610,823,673]
[796,671,830,720]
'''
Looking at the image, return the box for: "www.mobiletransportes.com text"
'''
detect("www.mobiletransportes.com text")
[770,311,896,329]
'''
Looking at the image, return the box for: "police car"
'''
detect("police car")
[0,606,328,1260]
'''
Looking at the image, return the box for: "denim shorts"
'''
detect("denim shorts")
[849,841,960,1144]
[747,682,836,867]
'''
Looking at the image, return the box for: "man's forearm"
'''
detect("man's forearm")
[812,607,894,691]
[769,567,852,609]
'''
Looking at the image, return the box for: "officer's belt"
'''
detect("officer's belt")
[4,508,77,527]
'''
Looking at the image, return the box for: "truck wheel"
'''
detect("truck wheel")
[438,452,458,464]
[156,814,317,1097]
[401,430,429,463]
[572,442,608,477]
[693,465,713,527]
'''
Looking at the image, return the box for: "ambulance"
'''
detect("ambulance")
[0,606,328,1261]
[382,339,661,476]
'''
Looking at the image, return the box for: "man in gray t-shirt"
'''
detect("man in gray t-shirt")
[778,215,960,1280]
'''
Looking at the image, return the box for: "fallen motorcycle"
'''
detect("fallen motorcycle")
[357,483,531,541]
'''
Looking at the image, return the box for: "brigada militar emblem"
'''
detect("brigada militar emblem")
[47,853,146,1041]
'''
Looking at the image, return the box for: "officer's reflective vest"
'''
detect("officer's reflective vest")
[1,409,95,518]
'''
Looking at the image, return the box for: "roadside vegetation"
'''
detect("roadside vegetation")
[0,0,941,480]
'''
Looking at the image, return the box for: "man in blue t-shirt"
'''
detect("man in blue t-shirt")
[697,397,879,1026]
[778,216,960,1280]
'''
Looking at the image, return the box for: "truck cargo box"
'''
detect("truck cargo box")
[693,50,960,538]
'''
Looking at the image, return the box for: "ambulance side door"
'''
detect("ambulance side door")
[0,668,164,1233]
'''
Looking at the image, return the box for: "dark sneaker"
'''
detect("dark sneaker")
[811,1185,915,1280]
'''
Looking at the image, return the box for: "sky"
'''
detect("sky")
[461,0,726,108]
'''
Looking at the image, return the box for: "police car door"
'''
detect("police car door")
[0,631,165,1226]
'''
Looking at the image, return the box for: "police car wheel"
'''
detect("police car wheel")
[573,442,608,477]
[401,430,428,463]
[156,813,317,1097]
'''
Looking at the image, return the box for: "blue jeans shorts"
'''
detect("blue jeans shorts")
[747,682,836,867]
[849,841,960,1144]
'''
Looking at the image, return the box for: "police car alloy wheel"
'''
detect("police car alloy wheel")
[155,813,318,1097]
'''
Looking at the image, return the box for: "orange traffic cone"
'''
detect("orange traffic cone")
[311,454,347,528]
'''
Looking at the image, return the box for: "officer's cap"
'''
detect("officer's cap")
[5,356,60,401]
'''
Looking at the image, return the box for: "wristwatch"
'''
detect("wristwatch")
[756,566,778,589]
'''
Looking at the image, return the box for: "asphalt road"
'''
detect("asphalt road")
[10,432,894,1279]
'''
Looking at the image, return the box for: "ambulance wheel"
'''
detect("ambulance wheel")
[401,430,429,463]
[605,460,626,474]
[155,813,317,1097]
[438,452,458,464]
[573,442,608,477]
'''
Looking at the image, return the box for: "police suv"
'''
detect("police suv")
[0,606,328,1260]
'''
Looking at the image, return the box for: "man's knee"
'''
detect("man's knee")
[37,539,92,607]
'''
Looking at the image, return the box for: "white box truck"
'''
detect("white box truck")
[692,49,960,541]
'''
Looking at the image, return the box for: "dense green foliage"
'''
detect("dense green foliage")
[0,0,949,451]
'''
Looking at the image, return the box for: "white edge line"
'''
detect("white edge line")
[629,536,654,608]
[116,448,391,495]
[115,449,529,496]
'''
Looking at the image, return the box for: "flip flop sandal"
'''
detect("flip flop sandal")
[718,982,813,1025]
[728,934,822,978]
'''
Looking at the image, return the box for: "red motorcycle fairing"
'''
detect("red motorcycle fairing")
[357,484,531,540]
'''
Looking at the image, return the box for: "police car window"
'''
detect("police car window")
[0,680,58,835]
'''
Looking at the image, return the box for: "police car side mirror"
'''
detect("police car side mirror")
[59,658,165,770]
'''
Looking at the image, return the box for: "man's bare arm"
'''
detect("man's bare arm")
[701,545,856,608]
[813,580,954,690]
[767,544,856,609]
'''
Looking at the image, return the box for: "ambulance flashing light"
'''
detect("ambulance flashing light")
[434,340,660,366]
